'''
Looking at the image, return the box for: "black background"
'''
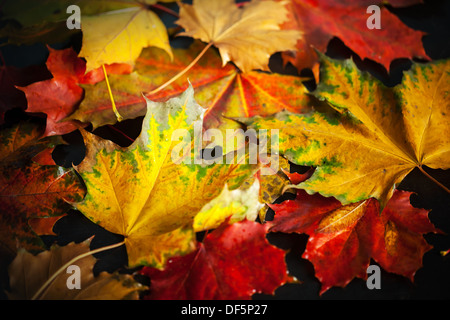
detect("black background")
[1,0,450,301]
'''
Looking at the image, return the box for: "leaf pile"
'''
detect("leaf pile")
[0,0,449,300]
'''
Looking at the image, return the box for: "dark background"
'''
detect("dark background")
[1,0,450,300]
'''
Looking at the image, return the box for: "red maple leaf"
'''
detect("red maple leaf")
[269,177,440,294]
[140,220,292,299]
[281,0,428,79]
[18,47,132,136]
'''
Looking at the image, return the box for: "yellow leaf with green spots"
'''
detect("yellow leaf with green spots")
[74,85,257,268]
[244,57,450,209]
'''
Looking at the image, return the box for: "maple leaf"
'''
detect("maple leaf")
[0,0,174,56]
[281,0,429,79]
[176,0,302,73]
[79,2,173,72]
[193,178,263,232]
[0,121,85,254]
[73,85,257,268]
[244,56,450,209]
[19,47,132,137]
[18,48,84,137]
[269,188,439,294]
[140,220,292,299]
[6,239,146,300]
[67,41,317,131]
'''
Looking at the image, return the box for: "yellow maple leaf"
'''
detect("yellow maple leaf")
[74,85,257,268]
[176,0,302,73]
[245,57,450,209]
[79,6,173,72]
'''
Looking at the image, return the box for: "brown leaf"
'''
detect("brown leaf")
[177,0,302,72]
[6,239,146,300]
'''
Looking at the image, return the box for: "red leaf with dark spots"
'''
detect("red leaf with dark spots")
[0,121,85,254]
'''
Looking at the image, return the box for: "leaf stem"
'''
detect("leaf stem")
[145,41,213,97]
[102,64,123,122]
[418,165,450,194]
[31,240,125,300]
